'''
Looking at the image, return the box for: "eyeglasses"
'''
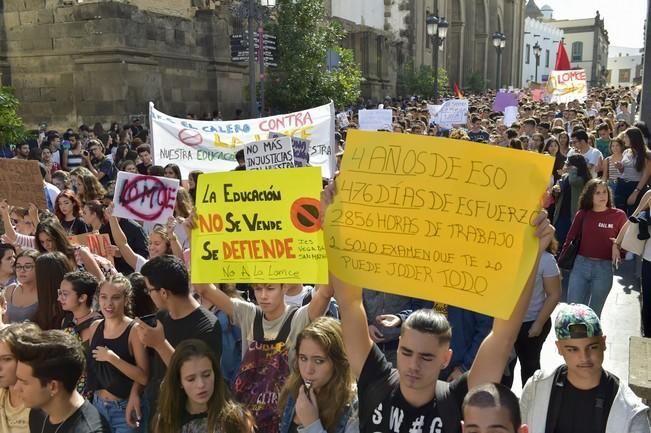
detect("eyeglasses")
[15,264,34,272]
[146,287,161,295]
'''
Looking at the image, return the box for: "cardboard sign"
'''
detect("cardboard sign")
[244,137,295,170]
[0,159,47,209]
[69,233,114,264]
[191,167,328,284]
[113,172,179,225]
[544,69,588,103]
[493,92,519,112]
[336,112,350,128]
[323,130,553,319]
[532,89,544,102]
[358,109,393,131]
[435,100,469,127]
[269,132,310,167]
[150,101,336,179]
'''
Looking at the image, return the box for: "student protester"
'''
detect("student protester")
[279,317,358,433]
[321,182,555,433]
[551,155,592,247]
[567,129,603,178]
[0,323,40,433]
[135,144,153,175]
[55,191,89,236]
[520,303,649,433]
[193,279,334,432]
[155,339,254,433]
[129,255,222,433]
[462,382,527,433]
[106,203,170,273]
[87,275,149,433]
[602,136,625,193]
[4,249,39,324]
[0,243,16,291]
[82,140,116,190]
[511,241,561,386]
[59,271,103,398]
[62,133,84,172]
[564,179,627,317]
[33,251,75,330]
[14,329,110,432]
[614,127,651,215]
[0,215,107,281]
[71,167,106,204]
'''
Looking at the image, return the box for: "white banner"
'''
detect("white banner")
[113,171,180,225]
[244,136,295,170]
[544,69,588,104]
[150,101,336,178]
[435,99,469,126]
[358,109,393,131]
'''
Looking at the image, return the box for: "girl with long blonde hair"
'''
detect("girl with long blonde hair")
[279,317,358,433]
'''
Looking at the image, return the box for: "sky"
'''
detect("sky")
[537,0,646,48]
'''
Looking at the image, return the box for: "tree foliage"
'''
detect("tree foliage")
[265,0,362,112]
[0,87,26,147]
[397,63,448,98]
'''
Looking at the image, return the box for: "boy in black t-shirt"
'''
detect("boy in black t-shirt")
[327,182,554,433]
[13,329,109,433]
[130,255,222,433]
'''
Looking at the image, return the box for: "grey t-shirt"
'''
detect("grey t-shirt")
[524,252,560,322]
[232,299,311,364]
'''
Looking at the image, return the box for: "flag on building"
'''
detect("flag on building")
[453,82,464,98]
[554,39,571,71]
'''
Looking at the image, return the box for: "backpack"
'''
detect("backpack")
[232,307,298,433]
[301,287,339,319]
[359,369,462,433]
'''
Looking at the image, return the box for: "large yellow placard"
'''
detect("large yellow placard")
[191,167,328,284]
[323,130,553,319]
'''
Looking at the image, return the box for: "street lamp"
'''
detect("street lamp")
[492,32,507,89]
[426,15,448,103]
[533,41,542,83]
[232,0,276,117]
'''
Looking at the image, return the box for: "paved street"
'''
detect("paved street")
[512,257,642,394]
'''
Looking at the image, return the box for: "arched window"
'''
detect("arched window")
[571,41,583,62]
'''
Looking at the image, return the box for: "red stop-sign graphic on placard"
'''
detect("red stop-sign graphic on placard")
[177,128,203,147]
[291,198,321,233]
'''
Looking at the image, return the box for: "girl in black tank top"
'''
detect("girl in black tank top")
[87,275,149,428]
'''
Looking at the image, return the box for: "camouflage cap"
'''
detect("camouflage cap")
[554,303,603,340]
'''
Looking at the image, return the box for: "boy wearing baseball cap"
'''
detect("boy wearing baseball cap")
[520,303,649,433]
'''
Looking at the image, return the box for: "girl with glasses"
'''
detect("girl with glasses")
[4,249,39,324]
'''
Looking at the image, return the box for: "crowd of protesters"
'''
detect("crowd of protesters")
[0,84,648,433]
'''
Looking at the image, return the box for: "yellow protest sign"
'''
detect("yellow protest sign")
[323,130,553,319]
[191,167,328,284]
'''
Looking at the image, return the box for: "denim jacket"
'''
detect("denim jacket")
[279,395,359,433]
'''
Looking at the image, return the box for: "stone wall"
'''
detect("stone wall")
[0,0,246,129]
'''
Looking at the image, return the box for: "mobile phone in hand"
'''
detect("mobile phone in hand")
[139,314,157,327]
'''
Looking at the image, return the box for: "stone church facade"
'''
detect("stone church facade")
[0,0,524,128]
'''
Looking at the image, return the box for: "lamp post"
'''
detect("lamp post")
[232,0,276,117]
[533,41,542,83]
[492,32,506,90]
[426,15,448,103]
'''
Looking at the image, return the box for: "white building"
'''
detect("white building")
[522,16,564,87]
[541,8,610,86]
[607,46,644,87]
